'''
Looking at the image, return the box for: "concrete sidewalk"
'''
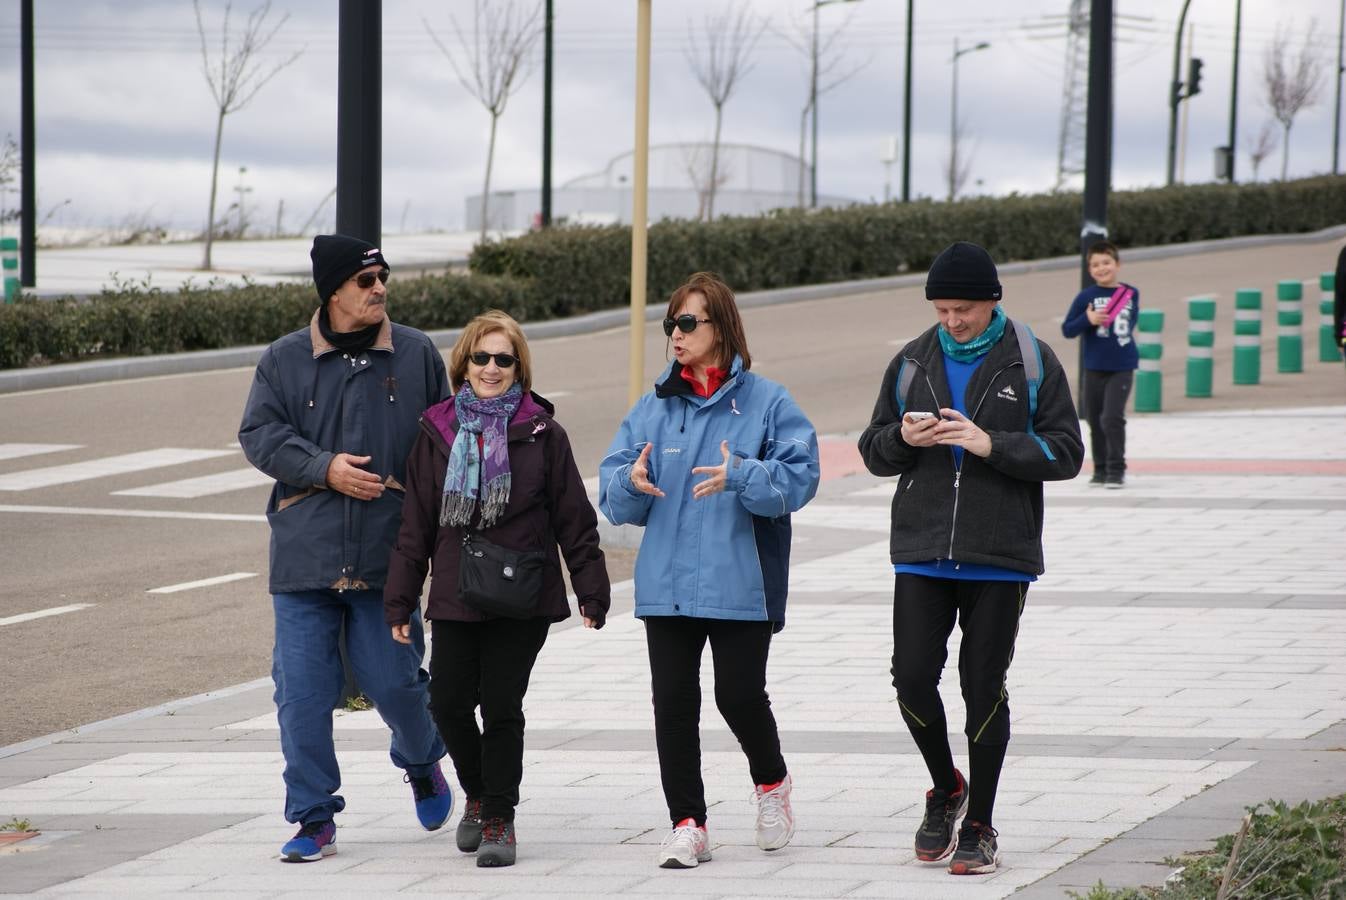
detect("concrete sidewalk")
[2,407,1345,898]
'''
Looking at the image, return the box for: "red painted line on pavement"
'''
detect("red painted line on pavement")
[819,439,867,482]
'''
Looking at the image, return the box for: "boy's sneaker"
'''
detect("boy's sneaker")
[1088,472,1106,486]
[279,819,336,862]
[752,774,795,851]
[949,820,1000,875]
[406,762,454,831]
[1105,475,1125,490]
[456,798,484,853]
[657,818,712,869]
[476,817,517,868]
[914,768,967,862]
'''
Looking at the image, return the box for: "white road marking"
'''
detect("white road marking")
[147,572,258,594]
[0,449,236,491]
[0,604,95,627]
[0,504,265,523]
[0,443,83,461]
[114,468,272,498]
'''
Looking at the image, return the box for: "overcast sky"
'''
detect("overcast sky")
[0,0,1343,238]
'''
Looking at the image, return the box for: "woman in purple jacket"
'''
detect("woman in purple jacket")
[384,309,610,869]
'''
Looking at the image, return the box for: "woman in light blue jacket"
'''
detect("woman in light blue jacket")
[600,272,819,870]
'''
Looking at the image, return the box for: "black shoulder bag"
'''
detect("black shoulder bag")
[458,531,545,619]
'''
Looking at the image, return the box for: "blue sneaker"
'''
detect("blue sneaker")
[279,819,336,862]
[406,762,454,831]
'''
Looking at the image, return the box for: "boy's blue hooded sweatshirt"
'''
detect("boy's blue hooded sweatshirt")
[599,357,819,632]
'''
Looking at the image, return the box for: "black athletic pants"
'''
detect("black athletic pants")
[645,616,788,827]
[1083,369,1133,480]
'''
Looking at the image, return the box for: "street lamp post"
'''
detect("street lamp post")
[948,37,990,202]
[809,0,861,208]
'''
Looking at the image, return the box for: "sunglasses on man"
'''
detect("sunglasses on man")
[469,351,518,368]
[352,269,390,290]
[662,314,713,336]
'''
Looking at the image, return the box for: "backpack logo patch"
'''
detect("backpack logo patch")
[997,385,1018,402]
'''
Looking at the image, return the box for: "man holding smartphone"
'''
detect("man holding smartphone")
[858,241,1083,876]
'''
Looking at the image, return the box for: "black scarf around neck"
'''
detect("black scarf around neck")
[318,306,381,353]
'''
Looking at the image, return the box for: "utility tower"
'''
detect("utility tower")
[1054,0,1090,191]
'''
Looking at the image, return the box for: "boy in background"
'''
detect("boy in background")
[1061,241,1139,488]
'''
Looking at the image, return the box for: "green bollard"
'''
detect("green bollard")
[1276,279,1303,373]
[1,237,18,304]
[1134,308,1164,412]
[1186,296,1216,398]
[1233,288,1262,385]
[1321,272,1343,363]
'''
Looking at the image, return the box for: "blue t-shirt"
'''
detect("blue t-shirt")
[891,348,1035,583]
[1061,283,1141,371]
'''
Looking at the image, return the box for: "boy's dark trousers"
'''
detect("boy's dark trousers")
[1083,369,1133,480]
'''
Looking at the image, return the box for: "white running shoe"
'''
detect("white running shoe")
[753,774,795,851]
[657,818,712,869]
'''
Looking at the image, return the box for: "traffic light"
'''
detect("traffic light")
[1187,57,1204,98]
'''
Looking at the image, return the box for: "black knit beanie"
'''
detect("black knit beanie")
[924,241,1002,301]
[310,234,388,304]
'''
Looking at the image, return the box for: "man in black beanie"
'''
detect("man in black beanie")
[858,241,1083,875]
[239,235,455,862]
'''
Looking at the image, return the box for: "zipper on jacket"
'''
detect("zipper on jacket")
[945,360,1023,559]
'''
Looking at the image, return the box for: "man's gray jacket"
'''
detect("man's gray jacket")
[239,313,449,594]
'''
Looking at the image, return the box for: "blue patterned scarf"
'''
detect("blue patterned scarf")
[939,304,1007,362]
[440,383,523,528]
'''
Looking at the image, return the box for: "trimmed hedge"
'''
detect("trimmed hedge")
[470,175,1346,312]
[5,175,1345,369]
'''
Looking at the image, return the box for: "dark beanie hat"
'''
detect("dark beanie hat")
[924,241,1002,301]
[311,234,389,304]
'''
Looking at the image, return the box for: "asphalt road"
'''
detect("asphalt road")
[1,235,1342,746]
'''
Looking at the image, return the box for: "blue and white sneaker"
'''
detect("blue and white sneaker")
[406,762,455,831]
[279,819,336,862]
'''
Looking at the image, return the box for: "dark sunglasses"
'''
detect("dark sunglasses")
[663,314,713,336]
[469,351,518,368]
[352,269,390,289]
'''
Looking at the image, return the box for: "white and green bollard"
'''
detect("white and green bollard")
[1134,308,1164,412]
[1233,288,1262,385]
[1,238,18,304]
[1275,279,1303,373]
[1321,272,1342,363]
[1186,296,1216,398]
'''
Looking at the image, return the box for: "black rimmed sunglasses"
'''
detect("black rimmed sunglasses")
[352,268,390,290]
[469,351,518,368]
[662,314,713,336]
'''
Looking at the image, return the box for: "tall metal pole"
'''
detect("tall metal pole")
[1079,0,1113,415]
[1228,0,1241,182]
[336,0,380,243]
[1165,0,1193,186]
[541,0,554,227]
[949,37,960,203]
[902,0,913,202]
[629,0,652,408]
[1334,0,1345,174]
[809,3,820,208]
[20,0,36,287]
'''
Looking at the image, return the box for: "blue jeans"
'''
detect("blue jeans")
[272,589,445,825]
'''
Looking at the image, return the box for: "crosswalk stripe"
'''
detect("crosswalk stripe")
[0,504,265,523]
[147,572,258,594]
[0,604,95,627]
[0,443,83,462]
[114,468,273,498]
[0,448,235,491]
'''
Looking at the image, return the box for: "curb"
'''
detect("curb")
[4,225,1343,395]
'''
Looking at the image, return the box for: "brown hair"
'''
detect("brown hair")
[1087,240,1120,263]
[448,309,533,393]
[664,272,752,371]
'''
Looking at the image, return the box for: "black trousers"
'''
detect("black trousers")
[891,575,1026,746]
[1083,369,1133,479]
[428,617,550,822]
[645,616,788,826]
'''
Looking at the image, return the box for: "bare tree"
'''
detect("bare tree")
[684,8,764,221]
[193,1,303,270]
[776,10,870,207]
[427,0,543,245]
[0,134,18,229]
[1262,20,1326,181]
[944,120,976,202]
[680,143,734,221]
[1246,121,1278,182]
